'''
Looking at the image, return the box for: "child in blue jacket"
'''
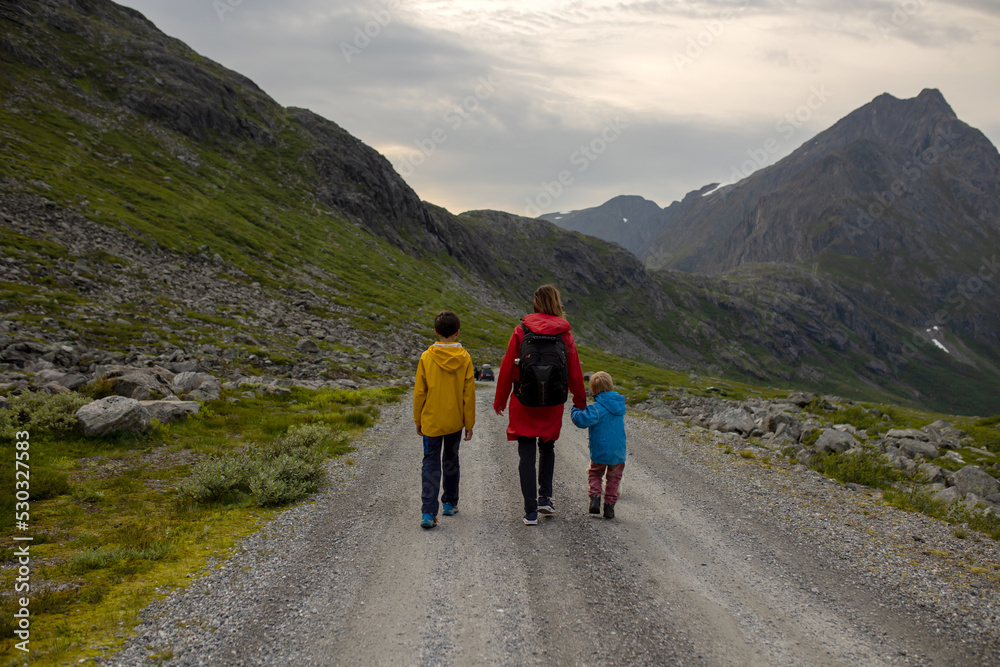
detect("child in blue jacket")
[570,371,626,519]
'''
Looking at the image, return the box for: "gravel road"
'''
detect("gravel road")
[104,386,1000,666]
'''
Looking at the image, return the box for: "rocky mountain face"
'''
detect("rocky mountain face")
[540,195,665,257]
[2,0,998,415]
[545,90,1000,410]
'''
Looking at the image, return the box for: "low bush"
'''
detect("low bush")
[0,391,90,438]
[30,467,71,501]
[811,445,901,489]
[183,423,342,506]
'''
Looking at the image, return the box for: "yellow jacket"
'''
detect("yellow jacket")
[413,342,476,437]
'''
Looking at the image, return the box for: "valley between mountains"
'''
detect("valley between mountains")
[103,386,1000,666]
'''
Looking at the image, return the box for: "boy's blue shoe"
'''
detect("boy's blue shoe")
[523,511,538,525]
[442,503,458,516]
[537,497,555,515]
[420,513,437,529]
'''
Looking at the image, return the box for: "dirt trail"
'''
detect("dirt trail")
[107,386,997,666]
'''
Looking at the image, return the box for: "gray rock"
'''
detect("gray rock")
[918,463,948,484]
[898,438,939,460]
[296,338,320,354]
[796,447,821,467]
[931,486,962,504]
[786,391,815,407]
[167,361,199,374]
[640,399,677,421]
[774,421,802,443]
[173,372,220,401]
[0,395,8,411]
[885,428,930,442]
[76,396,151,437]
[113,372,171,400]
[233,333,260,347]
[37,381,70,394]
[950,465,1000,499]
[815,429,857,454]
[140,400,201,424]
[709,406,756,435]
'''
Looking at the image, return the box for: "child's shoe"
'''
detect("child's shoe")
[442,503,458,516]
[603,502,615,520]
[420,513,438,529]
[523,511,538,525]
[537,497,555,515]
[589,496,601,514]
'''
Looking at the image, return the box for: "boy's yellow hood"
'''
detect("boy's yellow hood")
[427,343,468,371]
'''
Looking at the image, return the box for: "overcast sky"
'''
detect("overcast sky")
[116,0,1000,216]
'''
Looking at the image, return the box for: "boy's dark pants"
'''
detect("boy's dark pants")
[517,436,555,514]
[421,430,462,516]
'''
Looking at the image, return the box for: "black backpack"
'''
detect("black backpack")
[515,319,569,407]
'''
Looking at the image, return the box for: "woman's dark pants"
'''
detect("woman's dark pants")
[517,436,555,514]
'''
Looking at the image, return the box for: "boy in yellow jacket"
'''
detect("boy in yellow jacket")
[413,311,476,529]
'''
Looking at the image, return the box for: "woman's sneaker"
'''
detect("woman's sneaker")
[589,496,601,514]
[523,511,538,525]
[442,503,458,516]
[420,513,438,529]
[537,497,555,515]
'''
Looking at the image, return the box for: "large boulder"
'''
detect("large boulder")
[708,406,756,436]
[897,438,939,459]
[140,400,201,424]
[112,372,172,400]
[950,465,1000,499]
[885,428,930,442]
[815,429,857,454]
[296,338,320,354]
[76,396,151,437]
[172,372,221,401]
[932,486,962,505]
[918,463,948,484]
[786,391,815,407]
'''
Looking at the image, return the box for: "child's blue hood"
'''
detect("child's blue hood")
[596,391,626,416]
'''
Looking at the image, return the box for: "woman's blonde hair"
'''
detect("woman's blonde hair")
[589,371,613,395]
[532,284,565,318]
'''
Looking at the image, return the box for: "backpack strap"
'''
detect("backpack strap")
[513,318,530,395]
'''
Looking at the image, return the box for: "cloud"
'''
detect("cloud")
[113,0,1000,214]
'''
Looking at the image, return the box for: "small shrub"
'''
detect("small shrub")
[30,468,70,501]
[811,445,901,489]
[72,483,106,504]
[739,449,756,459]
[82,376,116,399]
[801,429,821,447]
[344,411,372,428]
[0,391,90,438]
[67,546,126,574]
[184,423,337,506]
[827,406,881,432]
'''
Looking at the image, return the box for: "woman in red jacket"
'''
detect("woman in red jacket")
[494,284,587,525]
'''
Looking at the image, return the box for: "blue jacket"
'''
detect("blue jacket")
[571,391,627,465]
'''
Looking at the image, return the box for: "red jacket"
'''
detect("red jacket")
[493,313,587,442]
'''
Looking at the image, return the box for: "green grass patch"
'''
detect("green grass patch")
[884,485,1000,540]
[0,384,391,663]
